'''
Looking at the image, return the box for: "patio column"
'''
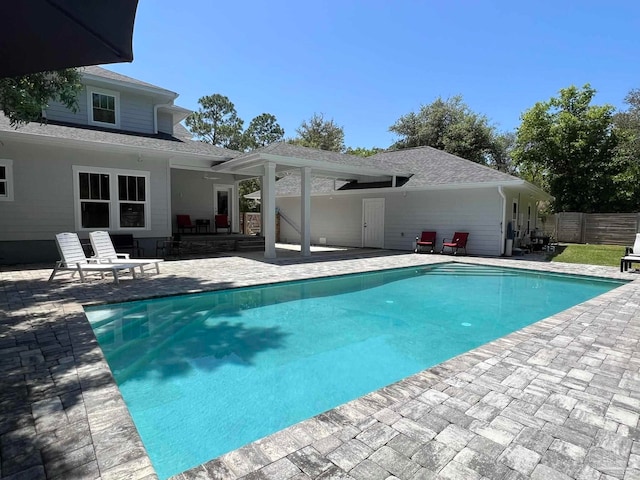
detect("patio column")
[301,167,311,257]
[263,162,277,259]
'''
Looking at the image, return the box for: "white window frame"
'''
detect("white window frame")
[87,87,120,128]
[73,166,150,231]
[0,159,14,202]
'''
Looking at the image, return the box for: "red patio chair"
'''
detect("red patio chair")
[415,231,437,253]
[441,232,469,255]
[214,214,231,233]
[176,215,196,233]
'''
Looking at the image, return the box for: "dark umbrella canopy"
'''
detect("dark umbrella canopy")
[0,0,138,78]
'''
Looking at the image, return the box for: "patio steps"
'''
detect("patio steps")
[236,236,265,251]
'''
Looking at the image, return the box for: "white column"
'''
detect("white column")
[301,167,312,257]
[262,162,277,259]
[233,180,241,233]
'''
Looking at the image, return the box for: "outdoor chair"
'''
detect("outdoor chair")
[625,233,640,256]
[48,232,138,284]
[441,232,469,255]
[89,231,163,276]
[177,214,196,233]
[109,233,144,257]
[415,231,437,253]
[214,214,231,233]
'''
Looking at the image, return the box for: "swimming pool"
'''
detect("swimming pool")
[85,263,625,479]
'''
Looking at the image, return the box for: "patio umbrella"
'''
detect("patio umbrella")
[0,0,138,78]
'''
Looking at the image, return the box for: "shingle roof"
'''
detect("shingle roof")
[259,145,522,196]
[367,146,520,186]
[80,66,174,94]
[0,115,241,158]
[234,142,406,172]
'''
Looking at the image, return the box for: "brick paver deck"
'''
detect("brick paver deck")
[1,249,639,480]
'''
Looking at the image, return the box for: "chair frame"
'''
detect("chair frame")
[89,231,163,276]
[214,214,231,233]
[415,231,437,253]
[48,232,139,284]
[177,214,196,233]
[441,232,469,255]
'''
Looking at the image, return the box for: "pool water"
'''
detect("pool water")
[85,263,624,479]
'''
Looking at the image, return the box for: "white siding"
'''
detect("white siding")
[277,187,504,256]
[45,86,89,124]
[120,91,154,133]
[157,112,173,134]
[44,87,155,134]
[0,142,171,242]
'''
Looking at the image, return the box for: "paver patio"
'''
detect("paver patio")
[1,249,639,480]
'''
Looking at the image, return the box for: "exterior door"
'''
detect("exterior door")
[362,198,385,248]
[214,185,233,220]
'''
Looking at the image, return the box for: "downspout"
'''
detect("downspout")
[498,186,506,256]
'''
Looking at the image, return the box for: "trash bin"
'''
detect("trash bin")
[505,238,513,257]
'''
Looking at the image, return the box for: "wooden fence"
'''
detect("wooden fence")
[541,212,640,245]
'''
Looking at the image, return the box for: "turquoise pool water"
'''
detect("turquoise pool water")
[85,263,624,479]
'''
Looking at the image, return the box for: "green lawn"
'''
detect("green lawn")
[549,243,626,267]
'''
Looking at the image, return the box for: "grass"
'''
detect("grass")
[549,243,626,267]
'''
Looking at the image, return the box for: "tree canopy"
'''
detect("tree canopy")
[388,95,496,164]
[611,88,640,210]
[185,94,245,149]
[0,69,82,127]
[289,113,345,152]
[242,113,285,150]
[512,84,620,213]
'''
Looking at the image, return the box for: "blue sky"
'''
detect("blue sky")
[109,1,639,149]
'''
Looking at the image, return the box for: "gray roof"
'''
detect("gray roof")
[236,142,409,173]
[261,145,522,196]
[81,66,175,94]
[367,146,520,186]
[0,115,241,159]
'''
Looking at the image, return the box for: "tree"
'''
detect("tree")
[0,69,82,127]
[388,95,496,164]
[242,113,284,150]
[612,88,640,210]
[289,113,345,152]
[487,132,517,174]
[345,146,383,157]
[185,94,244,149]
[512,84,619,213]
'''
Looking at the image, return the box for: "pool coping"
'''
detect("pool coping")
[2,253,639,479]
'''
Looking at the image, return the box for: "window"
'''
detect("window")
[87,88,120,128]
[0,159,14,201]
[74,166,149,230]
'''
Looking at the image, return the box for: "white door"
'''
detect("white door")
[362,198,385,248]
[214,185,234,219]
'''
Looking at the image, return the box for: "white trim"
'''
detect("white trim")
[87,87,121,128]
[213,184,236,225]
[72,165,151,231]
[0,159,14,202]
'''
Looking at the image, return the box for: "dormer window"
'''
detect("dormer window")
[87,87,120,128]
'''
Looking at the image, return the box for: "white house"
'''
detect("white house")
[0,67,550,264]
[238,143,551,257]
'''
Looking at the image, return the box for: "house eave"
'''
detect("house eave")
[0,128,229,162]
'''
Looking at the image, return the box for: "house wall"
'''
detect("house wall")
[45,86,156,134]
[276,187,505,256]
[0,141,171,264]
[157,112,173,135]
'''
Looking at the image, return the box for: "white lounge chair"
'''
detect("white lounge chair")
[625,233,640,257]
[48,232,139,284]
[89,231,163,276]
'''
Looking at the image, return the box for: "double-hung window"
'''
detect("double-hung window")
[0,159,14,202]
[74,166,149,230]
[87,88,120,128]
